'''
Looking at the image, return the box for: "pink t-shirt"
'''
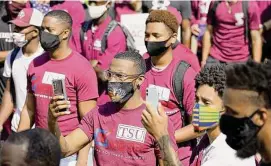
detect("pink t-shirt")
[207,1,260,62]
[79,103,178,166]
[73,16,127,70]
[191,0,211,25]
[140,56,197,166]
[257,1,271,41]
[114,0,137,22]
[49,1,85,53]
[143,43,200,73]
[27,51,99,136]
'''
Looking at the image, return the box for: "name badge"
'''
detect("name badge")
[148,84,170,101]
[94,40,101,48]
[42,72,65,85]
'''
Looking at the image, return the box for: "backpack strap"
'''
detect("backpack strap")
[10,47,20,104]
[210,1,221,27]
[101,20,118,53]
[242,1,249,41]
[173,61,191,127]
[80,21,92,44]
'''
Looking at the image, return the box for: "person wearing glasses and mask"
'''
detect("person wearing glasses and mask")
[47,50,178,166]
[17,10,99,166]
[0,8,44,135]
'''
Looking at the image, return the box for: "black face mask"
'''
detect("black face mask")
[107,82,134,104]
[40,30,62,51]
[145,38,171,57]
[219,111,262,158]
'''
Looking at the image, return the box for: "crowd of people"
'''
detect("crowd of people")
[0,0,270,166]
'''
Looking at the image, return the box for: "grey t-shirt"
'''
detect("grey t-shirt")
[142,0,191,20]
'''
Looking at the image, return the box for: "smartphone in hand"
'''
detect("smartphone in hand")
[52,79,68,112]
[146,87,159,113]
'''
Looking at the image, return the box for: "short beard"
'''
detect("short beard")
[236,137,259,159]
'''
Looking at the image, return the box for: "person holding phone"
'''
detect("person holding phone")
[17,10,99,166]
[141,10,199,166]
[47,50,178,166]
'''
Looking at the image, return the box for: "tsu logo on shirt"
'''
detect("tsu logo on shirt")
[234,13,244,26]
[116,124,146,143]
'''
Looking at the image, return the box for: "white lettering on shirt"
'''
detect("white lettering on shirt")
[42,72,65,85]
[116,124,146,143]
[235,13,244,26]
[93,40,102,51]
[148,84,170,101]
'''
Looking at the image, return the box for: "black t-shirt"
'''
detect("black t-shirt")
[0,6,14,53]
[142,0,191,20]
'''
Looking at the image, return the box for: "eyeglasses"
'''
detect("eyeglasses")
[104,70,142,81]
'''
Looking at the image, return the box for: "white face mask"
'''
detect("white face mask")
[12,33,28,47]
[88,2,109,19]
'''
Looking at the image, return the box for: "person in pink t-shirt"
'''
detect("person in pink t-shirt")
[202,0,262,67]
[74,0,127,105]
[49,0,86,53]
[142,10,201,166]
[48,50,178,166]
[190,0,211,55]
[25,0,86,54]
[17,10,99,165]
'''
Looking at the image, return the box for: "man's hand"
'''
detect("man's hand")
[90,60,98,68]
[141,102,169,140]
[191,24,200,36]
[49,96,71,120]
[201,60,207,69]
[142,102,182,166]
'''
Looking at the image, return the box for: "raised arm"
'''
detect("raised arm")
[48,96,90,157]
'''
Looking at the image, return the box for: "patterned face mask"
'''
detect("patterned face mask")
[107,82,134,104]
[192,103,221,132]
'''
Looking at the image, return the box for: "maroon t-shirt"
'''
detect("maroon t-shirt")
[114,0,137,22]
[72,16,127,70]
[140,55,197,166]
[49,1,85,55]
[207,1,260,62]
[27,51,99,136]
[79,103,178,166]
[191,0,211,25]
